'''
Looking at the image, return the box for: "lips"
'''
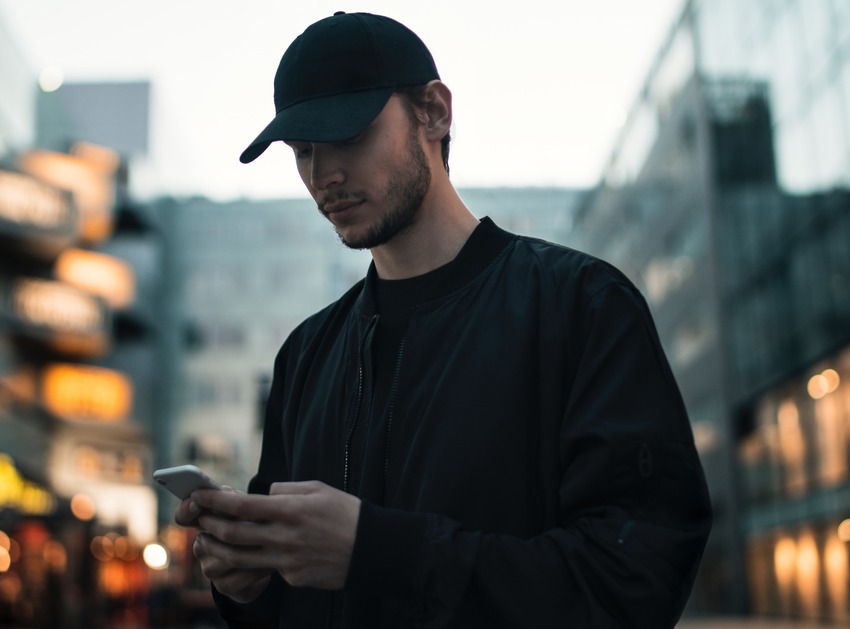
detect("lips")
[320,194,367,223]
[323,199,363,214]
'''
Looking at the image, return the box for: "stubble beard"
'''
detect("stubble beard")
[333,128,431,251]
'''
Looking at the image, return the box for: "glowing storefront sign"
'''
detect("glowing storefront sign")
[0,169,77,258]
[11,278,103,332]
[18,144,118,245]
[0,454,56,516]
[54,248,135,309]
[49,429,156,542]
[70,442,145,482]
[0,170,73,230]
[42,363,133,422]
[6,277,109,355]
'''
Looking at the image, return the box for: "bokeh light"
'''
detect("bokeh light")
[70,493,96,521]
[38,65,63,92]
[142,543,168,570]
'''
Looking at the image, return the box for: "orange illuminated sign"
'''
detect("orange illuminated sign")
[0,170,73,230]
[54,248,135,309]
[18,145,118,244]
[10,277,106,333]
[42,363,132,422]
[6,277,110,355]
[0,169,77,258]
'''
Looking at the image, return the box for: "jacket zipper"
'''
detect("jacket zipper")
[332,315,406,628]
[383,334,407,497]
[343,314,378,493]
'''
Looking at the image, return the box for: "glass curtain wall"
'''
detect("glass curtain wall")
[693,0,850,622]
[574,0,850,619]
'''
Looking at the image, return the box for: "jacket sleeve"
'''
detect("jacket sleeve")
[346,279,713,627]
[211,345,291,627]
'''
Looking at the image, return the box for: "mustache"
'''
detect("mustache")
[317,191,365,213]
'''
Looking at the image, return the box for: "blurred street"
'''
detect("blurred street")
[678,618,841,628]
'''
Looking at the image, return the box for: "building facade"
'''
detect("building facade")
[572,0,850,622]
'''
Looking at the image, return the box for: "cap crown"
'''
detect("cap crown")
[274,12,439,112]
[240,12,440,162]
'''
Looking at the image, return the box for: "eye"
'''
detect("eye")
[286,142,312,159]
[340,130,367,146]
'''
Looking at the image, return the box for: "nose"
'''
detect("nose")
[308,145,344,190]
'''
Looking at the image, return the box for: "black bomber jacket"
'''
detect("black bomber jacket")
[214,217,713,628]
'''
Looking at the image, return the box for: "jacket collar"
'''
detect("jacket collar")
[354,216,515,316]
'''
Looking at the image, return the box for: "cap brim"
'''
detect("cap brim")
[239,87,395,163]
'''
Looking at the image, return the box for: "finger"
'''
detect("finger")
[174,498,202,527]
[209,567,269,591]
[212,571,272,604]
[195,489,304,522]
[191,488,251,518]
[194,531,278,572]
[194,549,272,606]
[198,513,297,550]
[193,536,269,588]
[269,480,325,496]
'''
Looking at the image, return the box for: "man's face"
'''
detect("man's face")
[286,95,431,250]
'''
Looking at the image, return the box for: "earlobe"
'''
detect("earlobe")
[423,80,452,142]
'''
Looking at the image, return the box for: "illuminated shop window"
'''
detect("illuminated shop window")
[743,346,850,503]
[748,521,850,623]
[777,400,807,495]
[795,530,821,619]
[824,528,850,620]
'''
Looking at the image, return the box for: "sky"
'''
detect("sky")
[0,0,685,200]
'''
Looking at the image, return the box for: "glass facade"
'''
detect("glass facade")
[695,0,850,194]
[696,2,850,619]
[572,0,850,620]
[740,346,850,622]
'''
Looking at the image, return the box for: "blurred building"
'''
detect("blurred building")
[572,0,850,623]
[36,81,150,159]
[151,196,369,495]
[0,20,171,622]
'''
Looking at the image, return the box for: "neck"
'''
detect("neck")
[370,175,478,280]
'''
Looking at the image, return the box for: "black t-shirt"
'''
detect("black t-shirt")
[349,221,498,503]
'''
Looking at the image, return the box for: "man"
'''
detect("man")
[175,11,712,628]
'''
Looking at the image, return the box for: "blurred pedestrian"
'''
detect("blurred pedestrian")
[175,11,712,628]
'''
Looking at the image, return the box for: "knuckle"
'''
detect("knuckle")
[214,523,239,545]
[282,569,306,588]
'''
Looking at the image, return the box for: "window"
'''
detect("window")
[188,377,242,407]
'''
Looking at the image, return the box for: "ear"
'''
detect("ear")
[421,80,452,143]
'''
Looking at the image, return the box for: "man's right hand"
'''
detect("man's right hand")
[193,526,273,603]
[174,489,273,604]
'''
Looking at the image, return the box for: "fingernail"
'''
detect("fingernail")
[189,501,200,516]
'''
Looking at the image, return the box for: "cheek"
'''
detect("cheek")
[294,160,308,181]
[294,161,315,192]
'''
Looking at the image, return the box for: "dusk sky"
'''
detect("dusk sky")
[0,0,684,200]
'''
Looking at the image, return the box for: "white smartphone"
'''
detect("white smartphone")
[153,464,222,500]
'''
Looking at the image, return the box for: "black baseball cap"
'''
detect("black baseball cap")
[239,12,440,164]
